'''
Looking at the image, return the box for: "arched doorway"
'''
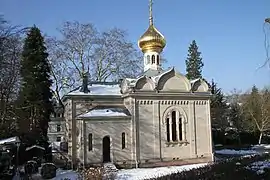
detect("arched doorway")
[102,136,111,163]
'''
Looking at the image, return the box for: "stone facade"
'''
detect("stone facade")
[48,105,65,143]
[62,68,213,168]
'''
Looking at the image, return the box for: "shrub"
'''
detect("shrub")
[150,154,270,180]
[80,167,104,180]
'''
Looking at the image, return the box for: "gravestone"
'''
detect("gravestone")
[28,160,38,173]
[33,157,41,167]
[41,163,57,179]
[24,161,35,175]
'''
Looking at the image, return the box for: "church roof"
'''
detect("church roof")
[138,68,165,78]
[67,82,121,96]
[0,136,20,145]
[77,106,131,119]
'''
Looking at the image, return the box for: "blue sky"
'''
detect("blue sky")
[1,0,270,93]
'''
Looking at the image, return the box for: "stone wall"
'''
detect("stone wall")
[82,119,133,164]
[48,119,65,142]
[194,100,213,159]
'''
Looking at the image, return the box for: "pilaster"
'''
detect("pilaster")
[189,101,197,158]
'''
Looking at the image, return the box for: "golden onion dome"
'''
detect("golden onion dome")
[138,24,166,53]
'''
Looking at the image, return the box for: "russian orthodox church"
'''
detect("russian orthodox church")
[53,0,213,168]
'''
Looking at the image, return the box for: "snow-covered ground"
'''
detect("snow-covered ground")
[252,144,270,150]
[115,163,208,180]
[52,169,80,180]
[246,160,270,175]
[36,163,208,180]
[215,149,260,155]
[12,144,270,180]
[215,144,270,156]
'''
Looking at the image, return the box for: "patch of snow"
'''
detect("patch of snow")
[215,149,259,155]
[0,136,20,145]
[152,67,174,83]
[125,78,138,86]
[52,169,80,180]
[50,142,61,148]
[78,108,129,118]
[190,78,200,84]
[68,83,121,96]
[214,144,223,147]
[246,160,270,175]
[252,144,270,150]
[25,145,45,151]
[115,163,208,180]
[50,142,62,152]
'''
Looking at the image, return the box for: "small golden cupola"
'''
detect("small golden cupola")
[138,0,166,71]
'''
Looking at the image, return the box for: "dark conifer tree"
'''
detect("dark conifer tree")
[18,26,53,143]
[185,40,204,80]
[210,79,228,130]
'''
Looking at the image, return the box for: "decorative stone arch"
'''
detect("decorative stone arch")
[134,76,155,91]
[156,68,191,92]
[162,106,188,143]
[120,78,129,93]
[162,105,188,124]
[192,79,210,92]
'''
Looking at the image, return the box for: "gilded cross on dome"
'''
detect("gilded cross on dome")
[149,0,153,25]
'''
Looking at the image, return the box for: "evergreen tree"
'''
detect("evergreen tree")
[185,40,204,80]
[210,79,228,130]
[227,89,245,131]
[18,26,53,143]
[228,103,244,130]
[247,85,260,131]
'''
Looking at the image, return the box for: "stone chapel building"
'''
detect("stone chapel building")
[61,1,213,168]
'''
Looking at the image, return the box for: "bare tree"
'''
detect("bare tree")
[243,88,270,144]
[47,21,143,104]
[0,16,25,137]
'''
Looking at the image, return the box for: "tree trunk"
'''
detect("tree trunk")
[258,132,263,145]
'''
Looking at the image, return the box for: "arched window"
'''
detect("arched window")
[147,55,150,64]
[88,133,93,151]
[152,55,155,64]
[179,117,183,141]
[172,111,177,141]
[165,110,184,143]
[166,118,170,142]
[157,55,160,65]
[122,132,126,149]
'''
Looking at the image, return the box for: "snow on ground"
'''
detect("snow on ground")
[215,149,260,155]
[52,169,80,180]
[115,163,208,180]
[50,141,61,152]
[252,144,270,150]
[246,160,270,175]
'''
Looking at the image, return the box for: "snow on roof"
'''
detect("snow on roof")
[139,68,165,78]
[151,67,175,84]
[190,78,200,84]
[0,136,20,145]
[78,106,130,118]
[125,78,137,86]
[25,145,45,151]
[67,82,121,96]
